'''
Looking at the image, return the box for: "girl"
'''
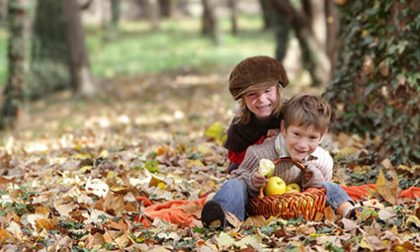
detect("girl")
[225,55,289,173]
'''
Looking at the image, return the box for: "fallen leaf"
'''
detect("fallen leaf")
[214,232,235,250]
[375,169,399,205]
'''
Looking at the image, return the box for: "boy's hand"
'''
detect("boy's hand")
[252,172,268,189]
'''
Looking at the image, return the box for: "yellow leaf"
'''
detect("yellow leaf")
[157,182,167,190]
[375,169,399,205]
[106,171,117,179]
[0,229,11,243]
[99,150,109,158]
[205,122,227,145]
[79,165,92,173]
[149,175,165,188]
[215,232,235,249]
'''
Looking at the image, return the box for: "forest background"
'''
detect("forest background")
[0,0,418,251]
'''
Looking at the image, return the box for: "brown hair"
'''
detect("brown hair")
[282,94,331,134]
[235,83,284,124]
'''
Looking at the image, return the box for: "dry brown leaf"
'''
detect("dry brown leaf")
[35,218,56,231]
[85,232,106,249]
[324,205,337,222]
[375,169,399,205]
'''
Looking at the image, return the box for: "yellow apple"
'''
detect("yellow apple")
[259,158,275,177]
[286,183,301,193]
[264,176,287,196]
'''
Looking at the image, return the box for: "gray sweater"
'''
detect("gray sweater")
[231,135,333,197]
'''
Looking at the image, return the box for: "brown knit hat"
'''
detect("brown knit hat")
[229,55,289,100]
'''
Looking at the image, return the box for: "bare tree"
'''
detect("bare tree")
[1,0,27,129]
[201,0,220,45]
[228,0,238,35]
[271,0,330,86]
[64,0,95,97]
[325,0,338,76]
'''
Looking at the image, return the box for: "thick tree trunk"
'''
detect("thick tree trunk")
[273,14,290,62]
[201,0,220,45]
[1,0,27,129]
[158,0,172,18]
[271,0,330,86]
[30,0,70,98]
[228,0,238,35]
[324,0,337,76]
[64,0,95,97]
[259,0,274,30]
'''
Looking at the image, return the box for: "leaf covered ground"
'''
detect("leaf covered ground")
[0,73,419,251]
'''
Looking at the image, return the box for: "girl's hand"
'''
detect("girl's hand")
[252,171,268,189]
[266,128,280,138]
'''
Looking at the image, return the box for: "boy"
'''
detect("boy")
[202,94,355,228]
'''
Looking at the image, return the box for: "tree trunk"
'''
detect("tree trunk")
[201,0,220,45]
[145,0,160,30]
[158,0,172,18]
[273,13,290,62]
[105,0,121,41]
[259,0,274,30]
[324,0,338,76]
[30,0,70,98]
[64,0,95,97]
[228,0,238,35]
[1,0,27,129]
[271,0,330,86]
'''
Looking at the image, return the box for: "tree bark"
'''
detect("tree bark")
[259,0,274,30]
[228,0,238,35]
[1,0,27,129]
[324,0,338,76]
[271,0,330,86]
[158,0,172,18]
[64,0,95,97]
[30,0,70,98]
[145,0,160,30]
[201,0,220,45]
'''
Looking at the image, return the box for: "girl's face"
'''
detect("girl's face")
[244,86,278,119]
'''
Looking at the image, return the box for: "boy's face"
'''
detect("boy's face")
[280,123,323,161]
[243,86,277,119]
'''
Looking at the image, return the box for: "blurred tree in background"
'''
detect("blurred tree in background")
[0,0,27,129]
[325,0,420,165]
[30,0,70,99]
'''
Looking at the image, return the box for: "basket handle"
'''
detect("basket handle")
[258,157,306,199]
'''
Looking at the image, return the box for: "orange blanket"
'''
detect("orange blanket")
[341,184,420,201]
[135,186,419,228]
[135,196,207,228]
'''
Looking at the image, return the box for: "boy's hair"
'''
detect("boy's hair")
[235,84,283,124]
[282,94,331,134]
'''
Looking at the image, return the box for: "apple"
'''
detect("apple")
[264,176,287,196]
[259,159,275,177]
[286,183,301,193]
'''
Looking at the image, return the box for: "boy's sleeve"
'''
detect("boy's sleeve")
[231,147,261,196]
[301,150,333,189]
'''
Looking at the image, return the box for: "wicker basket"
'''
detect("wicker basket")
[248,158,327,221]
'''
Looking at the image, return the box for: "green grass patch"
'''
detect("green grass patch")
[0,15,276,85]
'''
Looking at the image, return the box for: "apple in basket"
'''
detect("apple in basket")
[264,176,287,196]
[286,183,301,193]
